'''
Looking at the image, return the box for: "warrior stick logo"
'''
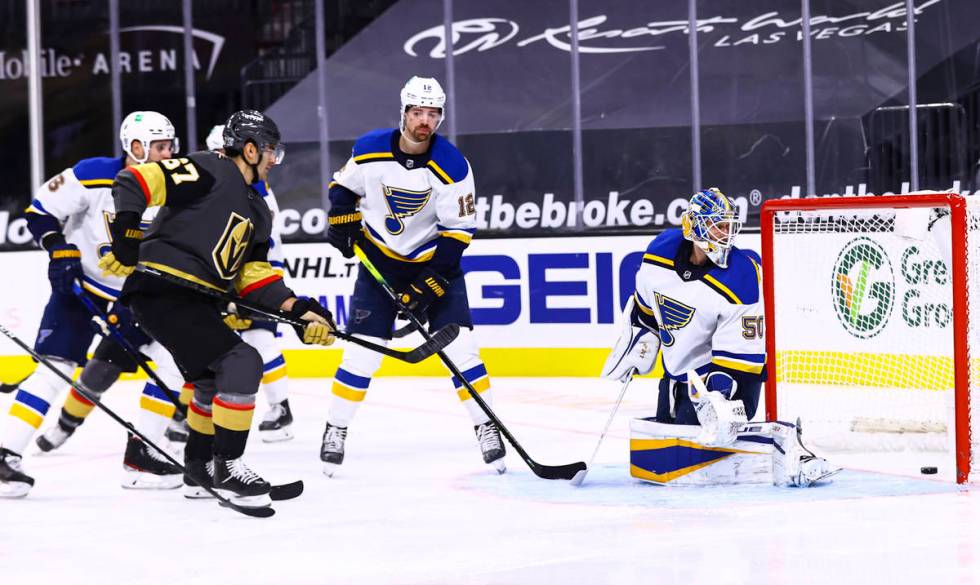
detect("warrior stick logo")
[832,237,895,338]
[212,212,254,279]
[382,185,432,235]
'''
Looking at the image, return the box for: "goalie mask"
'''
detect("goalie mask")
[120,111,179,164]
[399,76,445,133]
[681,188,742,268]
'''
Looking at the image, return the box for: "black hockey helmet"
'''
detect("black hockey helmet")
[222,110,284,163]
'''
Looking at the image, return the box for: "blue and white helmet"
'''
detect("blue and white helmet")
[681,187,742,268]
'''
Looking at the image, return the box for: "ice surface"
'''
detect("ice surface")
[1,376,978,585]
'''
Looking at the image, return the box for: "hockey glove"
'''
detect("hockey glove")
[326,209,363,259]
[285,297,336,346]
[99,211,143,277]
[222,303,253,331]
[47,242,83,295]
[601,296,660,382]
[397,268,449,315]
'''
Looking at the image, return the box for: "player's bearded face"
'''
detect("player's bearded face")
[404,106,441,141]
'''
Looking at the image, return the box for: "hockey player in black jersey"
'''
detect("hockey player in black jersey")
[99,110,336,507]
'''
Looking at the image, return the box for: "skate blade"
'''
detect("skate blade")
[491,459,506,475]
[322,461,340,477]
[260,427,294,443]
[0,481,33,498]
[183,484,215,499]
[121,469,183,490]
[213,489,272,508]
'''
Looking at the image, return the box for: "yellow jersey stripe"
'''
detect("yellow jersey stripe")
[427,160,454,184]
[354,152,395,163]
[702,274,743,304]
[643,253,674,267]
[79,178,115,187]
[440,231,472,244]
[362,230,436,263]
[711,357,764,374]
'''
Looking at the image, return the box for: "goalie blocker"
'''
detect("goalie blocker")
[628,371,838,488]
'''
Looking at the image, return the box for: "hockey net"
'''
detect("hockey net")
[761,193,980,483]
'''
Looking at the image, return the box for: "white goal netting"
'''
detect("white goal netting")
[766,195,980,482]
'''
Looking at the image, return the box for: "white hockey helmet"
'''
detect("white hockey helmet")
[120,111,179,163]
[399,76,445,131]
[205,124,225,152]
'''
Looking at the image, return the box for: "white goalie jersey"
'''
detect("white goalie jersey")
[27,156,156,300]
[634,228,766,380]
[331,128,477,262]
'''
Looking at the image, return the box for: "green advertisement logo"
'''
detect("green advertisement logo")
[832,237,895,338]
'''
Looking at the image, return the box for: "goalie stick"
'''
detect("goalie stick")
[0,322,275,518]
[136,265,459,364]
[570,368,637,487]
[353,243,587,481]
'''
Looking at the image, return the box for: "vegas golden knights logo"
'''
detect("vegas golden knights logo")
[212,212,254,279]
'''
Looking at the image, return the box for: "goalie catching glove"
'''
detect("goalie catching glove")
[285,297,336,346]
[398,268,449,314]
[687,371,746,446]
[98,210,143,277]
[601,296,660,382]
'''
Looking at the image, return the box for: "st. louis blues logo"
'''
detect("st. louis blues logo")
[382,185,432,235]
[654,293,696,346]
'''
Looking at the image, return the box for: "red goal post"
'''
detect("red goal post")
[760,193,973,483]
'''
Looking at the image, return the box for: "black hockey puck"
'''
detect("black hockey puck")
[920,466,938,475]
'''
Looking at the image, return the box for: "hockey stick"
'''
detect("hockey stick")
[0,374,28,394]
[135,265,459,364]
[70,282,184,413]
[569,368,637,487]
[352,243,586,481]
[0,322,273,518]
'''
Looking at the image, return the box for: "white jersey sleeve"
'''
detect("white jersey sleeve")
[432,158,477,243]
[332,156,367,197]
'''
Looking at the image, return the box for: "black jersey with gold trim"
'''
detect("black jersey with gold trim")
[112,150,292,309]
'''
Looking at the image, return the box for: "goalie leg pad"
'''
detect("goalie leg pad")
[771,421,839,487]
[629,418,773,486]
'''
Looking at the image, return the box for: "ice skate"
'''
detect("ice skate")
[121,435,182,490]
[320,422,347,477]
[213,456,271,507]
[183,458,215,499]
[475,421,506,474]
[36,421,75,453]
[0,448,34,498]
[259,399,294,443]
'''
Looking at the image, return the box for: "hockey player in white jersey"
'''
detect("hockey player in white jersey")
[320,76,505,475]
[0,112,187,497]
[204,124,294,442]
[602,188,835,487]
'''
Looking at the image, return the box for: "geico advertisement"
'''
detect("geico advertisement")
[0,234,764,356]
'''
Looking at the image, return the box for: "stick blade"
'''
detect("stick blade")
[530,460,587,481]
[219,501,276,518]
[403,323,460,363]
[569,468,588,487]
